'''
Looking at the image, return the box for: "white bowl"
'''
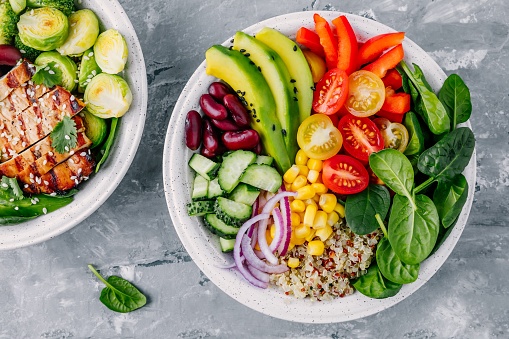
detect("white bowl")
[0,0,148,250]
[163,11,476,323]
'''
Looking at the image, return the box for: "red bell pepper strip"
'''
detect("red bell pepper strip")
[381,86,410,114]
[376,109,405,123]
[296,27,325,58]
[331,15,358,75]
[382,68,403,90]
[358,32,405,66]
[314,13,338,70]
[362,44,404,79]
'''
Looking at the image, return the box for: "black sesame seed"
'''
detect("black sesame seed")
[252,108,256,114]
[250,103,253,107]
[293,87,298,94]
[258,66,262,72]
[256,119,260,122]
[230,39,234,43]
[293,97,298,101]
[290,79,296,83]
[245,53,250,57]
[271,55,275,60]
[229,46,233,50]
[249,61,255,65]
[293,45,297,51]
[240,49,246,53]
[311,86,316,91]
[272,124,275,131]
[282,129,287,136]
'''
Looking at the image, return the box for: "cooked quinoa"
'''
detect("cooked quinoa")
[270,221,381,301]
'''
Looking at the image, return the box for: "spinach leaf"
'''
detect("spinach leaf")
[352,263,402,299]
[433,174,468,228]
[376,237,420,284]
[399,61,450,135]
[403,112,425,156]
[345,184,390,235]
[369,149,414,202]
[438,74,472,129]
[95,118,119,173]
[388,194,440,265]
[88,264,147,313]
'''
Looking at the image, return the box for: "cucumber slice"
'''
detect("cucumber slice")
[256,155,274,166]
[207,177,224,199]
[229,183,260,206]
[240,164,282,193]
[81,110,107,148]
[186,200,215,216]
[219,237,236,253]
[217,150,256,193]
[191,174,208,200]
[215,197,252,227]
[204,214,239,239]
[189,153,220,180]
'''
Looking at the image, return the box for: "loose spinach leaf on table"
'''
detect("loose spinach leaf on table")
[88,264,146,313]
[352,263,402,299]
[376,237,420,285]
[345,184,391,235]
[438,74,472,130]
[433,174,469,228]
[369,149,414,202]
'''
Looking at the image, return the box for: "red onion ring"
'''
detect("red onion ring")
[241,235,289,274]
[277,194,292,256]
[269,207,284,252]
[246,263,270,283]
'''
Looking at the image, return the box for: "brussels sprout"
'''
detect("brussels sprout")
[81,109,107,148]
[77,48,101,93]
[26,0,74,16]
[9,0,26,15]
[84,73,132,119]
[35,51,77,91]
[14,34,42,61]
[93,29,128,74]
[0,1,18,45]
[17,7,68,51]
[57,9,99,56]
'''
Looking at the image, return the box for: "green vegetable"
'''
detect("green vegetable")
[433,174,468,228]
[352,263,402,299]
[438,74,472,130]
[78,47,102,93]
[14,34,42,61]
[81,110,107,148]
[93,29,129,74]
[50,116,78,154]
[399,61,450,135]
[376,237,420,284]
[17,7,69,51]
[84,73,133,119]
[88,264,147,313]
[9,0,25,14]
[95,117,119,173]
[31,62,60,88]
[0,1,18,45]
[35,51,78,91]
[345,184,390,235]
[26,0,75,16]
[403,112,424,156]
[57,9,99,56]
[388,194,440,265]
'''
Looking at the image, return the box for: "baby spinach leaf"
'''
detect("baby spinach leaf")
[438,74,472,129]
[403,112,425,156]
[352,263,402,299]
[388,194,440,265]
[95,118,119,173]
[345,184,390,235]
[88,264,146,313]
[369,149,414,202]
[433,174,469,228]
[399,61,450,135]
[376,237,420,284]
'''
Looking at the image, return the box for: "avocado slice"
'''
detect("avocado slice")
[233,31,299,162]
[205,45,292,173]
[255,27,314,124]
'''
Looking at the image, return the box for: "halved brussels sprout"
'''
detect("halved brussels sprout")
[81,109,107,148]
[84,73,132,119]
[57,9,99,56]
[78,48,102,93]
[93,29,128,74]
[35,51,77,91]
[9,0,26,15]
[17,7,69,51]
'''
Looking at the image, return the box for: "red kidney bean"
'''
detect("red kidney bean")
[222,129,260,150]
[252,142,262,155]
[200,145,216,158]
[210,117,241,131]
[202,119,219,153]
[185,110,202,150]
[208,82,232,102]
[0,45,22,66]
[223,94,250,128]
[200,94,228,120]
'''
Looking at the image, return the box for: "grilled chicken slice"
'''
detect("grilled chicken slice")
[23,150,95,194]
[0,60,35,102]
[0,82,50,122]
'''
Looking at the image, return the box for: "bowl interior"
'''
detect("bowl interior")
[163,11,476,323]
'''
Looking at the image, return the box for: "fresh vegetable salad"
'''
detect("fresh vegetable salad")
[184,13,474,300]
[0,0,132,223]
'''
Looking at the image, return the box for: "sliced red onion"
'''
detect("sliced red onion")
[214,261,237,269]
[250,224,258,249]
[246,263,270,283]
[241,235,288,274]
[269,207,284,252]
[254,249,265,259]
[277,194,292,256]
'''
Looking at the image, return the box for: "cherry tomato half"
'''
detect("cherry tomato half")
[345,70,385,117]
[312,68,349,116]
[322,154,369,194]
[373,117,409,152]
[297,114,343,160]
[338,114,384,162]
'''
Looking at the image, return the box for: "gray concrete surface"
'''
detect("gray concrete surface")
[1,0,508,338]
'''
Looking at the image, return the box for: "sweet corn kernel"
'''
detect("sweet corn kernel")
[312,194,320,203]
[287,241,295,252]
[290,199,306,213]
[298,211,305,221]
[291,175,308,191]
[296,185,315,200]
[295,149,309,165]
[307,169,320,184]
[316,224,333,241]
[319,193,337,213]
[292,232,306,245]
[270,224,276,238]
[305,229,316,242]
[315,173,323,184]
[287,257,300,268]
[295,224,312,239]
[283,165,300,184]
[327,211,340,226]
[284,182,292,191]
[334,202,346,218]
[307,158,323,171]
[311,183,328,194]
[312,210,328,229]
[296,165,309,177]
[290,212,301,227]
[307,240,325,255]
[303,204,317,226]
[304,198,317,208]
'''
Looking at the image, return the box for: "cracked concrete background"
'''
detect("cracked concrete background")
[1,0,508,338]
